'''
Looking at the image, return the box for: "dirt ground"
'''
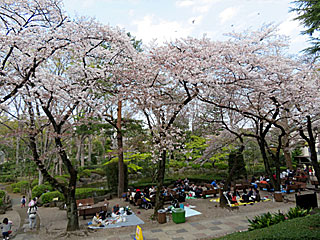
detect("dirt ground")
[33,189,301,240]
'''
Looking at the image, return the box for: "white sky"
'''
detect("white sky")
[63,0,310,54]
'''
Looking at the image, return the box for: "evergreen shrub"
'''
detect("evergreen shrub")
[11,180,29,193]
[32,184,54,199]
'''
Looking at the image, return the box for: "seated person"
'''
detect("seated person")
[231,192,238,204]
[241,189,250,203]
[225,191,232,202]
[248,187,253,198]
[134,189,142,205]
[112,204,120,216]
[252,189,261,202]
[211,180,218,188]
[92,212,103,226]
[195,186,203,198]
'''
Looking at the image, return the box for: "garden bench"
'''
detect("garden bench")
[76,198,94,206]
[78,203,108,220]
[258,182,271,191]
[310,180,319,188]
[286,184,299,193]
[202,188,218,199]
[294,182,307,190]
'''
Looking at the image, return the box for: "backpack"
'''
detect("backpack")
[21,198,26,204]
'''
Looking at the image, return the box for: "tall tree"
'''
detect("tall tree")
[291,0,320,54]
[0,0,136,231]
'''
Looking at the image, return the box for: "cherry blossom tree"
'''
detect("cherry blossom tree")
[119,36,222,214]
[287,59,320,182]
[198,26,305,191]
[0,0,136,231]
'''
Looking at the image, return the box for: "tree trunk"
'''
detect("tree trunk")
[220,145,244,207]
[80,139,85,167]
[258,139,279,190]
[65,185,79,231]
[283,134,293,170]
[117,100,125,198]
[88,135,92,164]
[75,136,81,167]
[154,149,166,216]
[300,116,320,183]
[38,170,43,185]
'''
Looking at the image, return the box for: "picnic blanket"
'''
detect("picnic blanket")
[210,197,271,207]
[88,214,144,229]
[184,206,201,217]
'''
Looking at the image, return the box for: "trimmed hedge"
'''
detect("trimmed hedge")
[0,175,15,183]
[40,188,110,204]
[32,184,54,199]
[11,180,29,193]
[40,191,64,204]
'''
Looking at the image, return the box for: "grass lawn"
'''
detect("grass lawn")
[216,210,320,240]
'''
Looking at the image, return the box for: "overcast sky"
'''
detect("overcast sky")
[63,0,310,54]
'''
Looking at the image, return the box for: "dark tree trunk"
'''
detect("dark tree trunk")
[117,100,125,198]
[283,134,293,170]
[154,149,166,215]
[65,184,79,231]
[300,116,320,183]
[220,145,244,207]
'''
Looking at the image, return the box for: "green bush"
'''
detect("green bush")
[0,198,3,206]
[78,169,91,178]
[0,175,15,183]
[55,175,69,184]
[105,161,128,192]
[31,179,39,188]
[203,162,213,169]
[32,184,54,199]
[0,190,5,199]
[286,207,311,219]
[215,162,228,170]
[218,210,320,240]
[75,188,108,200]
[40,188,110,204]
[91,168,106,176]
[11,180,29,193]
[40,191,64,204]
[248,207,312,231]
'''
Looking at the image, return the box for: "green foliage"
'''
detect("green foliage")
[248,212,274,230]
[0,190,5,199]
[104,161,128,192]
[228,149,247,180]
[218,210,320,240]
[54,175,69,184]
[215,162,228,170]
[11,180,29,193]
[248,207,312,231]
[0,198,3,206]
[203,162,213,169]
[32,184,54,199]
[31,179,39,188]
[0,175,15,183]
[291,0,320,54]
[286,207,311,219]
[40,188,109,204]
[40,191,64,204]
[185,135,209,161]
[75,188,109,200]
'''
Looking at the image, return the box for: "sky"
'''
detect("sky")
[63,0,310,55]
